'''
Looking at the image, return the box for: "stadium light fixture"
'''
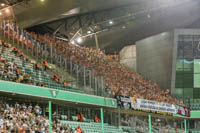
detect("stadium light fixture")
[109,20,113,25]
[5,9,9,13]
[0,12,2,16]
[71,40,75,44]
[76,37,83,43]
[122,26,126,29]
[40,0,45,2]
[1,3,5,7]
[87,31,92,34]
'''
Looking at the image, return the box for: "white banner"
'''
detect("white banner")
[117,96,190,116]
[130,98,177,114]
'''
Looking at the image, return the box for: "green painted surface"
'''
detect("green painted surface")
[100,108,104,133]
[184,119,187,133]
[190,111,200,118]
[49,101,52,133]
[149,114,151,133]
[0,80,117,108]
[173,111,200,118]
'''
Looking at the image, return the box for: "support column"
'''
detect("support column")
[101,76,104,96]
[70,60,73,74]
[49,101,52,133]
[83,67,86,87]
[8,20,10,42]
[22,31,24,50]
[50,43,53,63]
[36,42,39,60]
[89,70,92,88]
[95,76,98,95]
[26,33,28,54]
[118,107,121,128]
[60,56,62,67]
[110,112,112,125]
[3,21,5,39]
[31,35,34,57]
[17,27,19,48]
[94,33,99,49]
[100,108,104,133]
[65,59,67,70]
[184,119,187,133]
[76,65,79,81]
[149,114,151,133]
[12,26,15,46]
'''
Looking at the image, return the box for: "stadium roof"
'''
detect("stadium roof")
[10,0,200,53]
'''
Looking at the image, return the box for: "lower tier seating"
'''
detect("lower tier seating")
[61,120,127,133]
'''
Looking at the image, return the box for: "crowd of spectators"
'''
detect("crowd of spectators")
[0,98,76,133]
[4,22,185,106]
[0,40,69,89]
[33,33,184,106]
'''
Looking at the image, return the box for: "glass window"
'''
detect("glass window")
[193,88,200,99]
[194,59,200,73]
[183,74,193,88]
[183,88,193,98]
[193,35,200,41]
[179,35,193,41]
[175,73,183,88]
[176,59,184,72]
[184,41,193,59]
[194,74,200,88]
[174,88,183,97]
[183,59,194,73]
[193,41,200,59]
[177,41,184,58]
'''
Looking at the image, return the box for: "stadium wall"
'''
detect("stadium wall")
[136,32,174,90]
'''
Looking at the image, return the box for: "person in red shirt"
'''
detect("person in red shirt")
[76,126,82,133]
[76,113,81,122]
[80,113,84,122]
[94,114,100,123]
[35,63,40,70]
[41,82,46,87]
[12,47,18,54]
[16,68,20,77]
[3,41,8,48]
[63,81,67,87]
[53,74,59,83]
[43,60,48,71]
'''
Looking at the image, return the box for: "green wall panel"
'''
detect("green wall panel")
[194,74,200,88]
[0,80,117,108]
[194,59,200,73]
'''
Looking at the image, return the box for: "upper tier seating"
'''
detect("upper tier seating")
[1,21,185,107]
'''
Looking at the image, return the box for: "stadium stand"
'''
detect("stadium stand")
[0,21,185,107]
[0,96,128,133]
[0,20,199,133]
[0,40,83,93]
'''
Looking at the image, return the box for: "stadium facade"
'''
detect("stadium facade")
[136,29,200,103]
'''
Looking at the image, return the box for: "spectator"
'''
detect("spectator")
[76,126,82,133]
[35,63,41,70]
[53,74,59,83]
[43,60,48,71]
[63,81,67,87]
[94,114,100,123]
